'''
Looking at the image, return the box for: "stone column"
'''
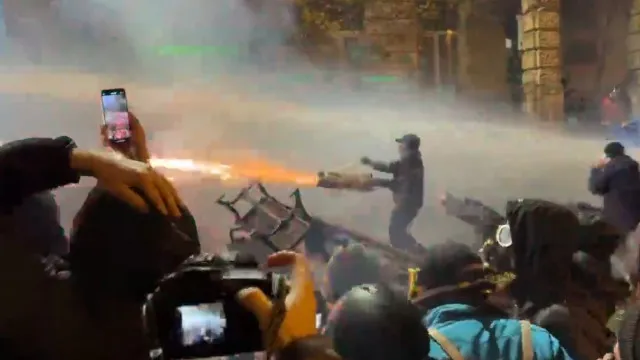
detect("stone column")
[628,0,640,115]
[520,0,564,121]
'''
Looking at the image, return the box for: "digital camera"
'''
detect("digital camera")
[144,253,282,359]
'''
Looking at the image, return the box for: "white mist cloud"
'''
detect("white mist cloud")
[0,1,614,247]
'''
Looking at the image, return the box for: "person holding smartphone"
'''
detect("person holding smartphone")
[0,135,187,359]
[99,88,149,163]
[100,111,150,163]
[72,109,168,231]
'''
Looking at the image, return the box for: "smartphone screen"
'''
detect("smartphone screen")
[178,303,227,346]
[101,88,131,143]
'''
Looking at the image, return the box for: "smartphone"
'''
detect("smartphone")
[101,88,131,143]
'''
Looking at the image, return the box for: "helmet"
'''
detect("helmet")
[324,244,384,303]
[323,284,429,360]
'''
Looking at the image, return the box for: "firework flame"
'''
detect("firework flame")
[149,157,318,186]
[150,158,233,180]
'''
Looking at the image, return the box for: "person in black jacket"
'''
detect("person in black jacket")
[0,136,187,360]
[0,136,343,360]
[361,134,424,251]
[588,142,640,234]
[67,187,200,360]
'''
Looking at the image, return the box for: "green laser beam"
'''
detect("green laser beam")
[155,45,240,56]
[361,75,399,83]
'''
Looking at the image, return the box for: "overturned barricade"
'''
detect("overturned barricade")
[215,182,421,276]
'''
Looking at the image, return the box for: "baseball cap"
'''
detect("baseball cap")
[395,134,421,150]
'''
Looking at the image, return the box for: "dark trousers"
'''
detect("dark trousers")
[389,207,419,251]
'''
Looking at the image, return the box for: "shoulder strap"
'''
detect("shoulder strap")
[428,328,464,360]
[520,320,533,360]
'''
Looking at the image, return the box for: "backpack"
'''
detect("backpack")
[428,320,533,360]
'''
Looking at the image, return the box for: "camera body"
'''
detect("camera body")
[144,253,279,359]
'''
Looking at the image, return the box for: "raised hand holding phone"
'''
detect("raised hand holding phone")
[100,88,149,162]
[101,88,131,143]
[97,88,178,215]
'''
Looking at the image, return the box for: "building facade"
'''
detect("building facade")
[294,0,509,97]
[295,0,636,121]
[3,0,637,120]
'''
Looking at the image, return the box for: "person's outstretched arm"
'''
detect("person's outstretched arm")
[0,135,183,216]
[361,157,399,174]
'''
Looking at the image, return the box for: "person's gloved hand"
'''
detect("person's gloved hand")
[593,157,610,169]
[70,149,182,217]
[237,251,317,350]
[360,156,372,166]
[101,112,150,162]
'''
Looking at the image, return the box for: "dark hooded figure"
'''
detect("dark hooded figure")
[505,199,580,312]
[70,188,200,302]
[65,188,200,359]
[588,142,640,234]
[505,199,624,360]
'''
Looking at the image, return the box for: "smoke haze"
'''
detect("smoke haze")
[0,0,617,249]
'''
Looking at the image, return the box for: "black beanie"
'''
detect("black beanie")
[323,285,430,360]
[325,244,384,303]
[604,142,625,158]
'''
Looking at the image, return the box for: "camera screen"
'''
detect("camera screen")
[178,303,226,347]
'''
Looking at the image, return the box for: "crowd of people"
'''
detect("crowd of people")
[1,110,640,360]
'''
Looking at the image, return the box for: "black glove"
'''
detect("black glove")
[360,156,372,165]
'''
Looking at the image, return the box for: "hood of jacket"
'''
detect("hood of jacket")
[423,303,480,328]
[609,154,639,173]
[505,199,580,307]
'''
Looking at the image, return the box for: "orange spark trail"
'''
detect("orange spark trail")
[149,158,233,180]
[149,157,318,186]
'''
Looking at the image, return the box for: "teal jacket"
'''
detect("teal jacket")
[423,304,574,360]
